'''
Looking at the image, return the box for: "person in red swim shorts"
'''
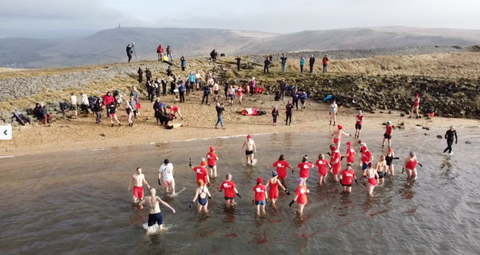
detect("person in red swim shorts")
[315,154,331,185]
[267,154,295,188]
[128,167,151,209]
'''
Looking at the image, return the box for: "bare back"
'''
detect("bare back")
[147,196,161,214]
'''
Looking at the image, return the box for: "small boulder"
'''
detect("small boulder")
[436,135,442,139]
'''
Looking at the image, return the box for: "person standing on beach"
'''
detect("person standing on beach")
[265,171,288,206]
[166,45,172,61]
[156,44,164,61]
[285,100,294,125]
[315,154,331,185]
[189,179,211,214]
[382,121,393,148]
[279,78,287,100]
[340,164,357,193]
[138,188,176,234]
[70,93,78,118]
[264,56,271,74]
[322,54,330,73]
[206,146,219,178]
[299,56,305,73]
[272,106,279,126]
[103,91,114,119]
[81,92,89,114]
[237,84,244,105]
[125,99,134,127]
[145,68,152,82]
[109,102,121,127]
[188,72,195,95]
[355,110,363,138]
[329,100,338,125]
[280,53,288,72]
[212,82,220,102]
[177,80,185,103]
[215,103,225,129]
[128,167,151,208]
[235,56,241,71]
[253,177,267,215]
[267,154,295,188]
[249,77,256,96]
[409,94,421,119]
[443,126,458,155]
[94,97,102,124]
[289,178,309,216]
[158,159,176,196]
[202,84,210,104]
[242,134,257,166]
[332,125,351,150]
[219,174,241,208]
[309,54,315,73]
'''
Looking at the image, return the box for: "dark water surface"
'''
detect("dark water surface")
[1,128,480,255]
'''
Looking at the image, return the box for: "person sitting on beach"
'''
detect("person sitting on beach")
[190,179,211,214]
[219,174,241,208]
[158,159,176,196]
[138,188,175,234]
[34,102,51,125]
[128,167,151,208]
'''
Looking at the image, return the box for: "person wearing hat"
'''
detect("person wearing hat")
[253,177,267,215]
[289,178,309,216]
[265,171,289,205]
[219,174,241,207]
[190,179,211,214]
[340,164,358,193]
[361,146,374,178]
[206,146,219,178]
[158,159,176,196]
[332,124,351,150]
[242,134,257,166]
[382,121,394,148]
[315,154,331,185]
[365,163,379,197]
[443,125,458,155]
[355,110,364,138]
[346,141,356,166]
[330,145,342,182]
[409,94,421,119]
[190,158,210,187]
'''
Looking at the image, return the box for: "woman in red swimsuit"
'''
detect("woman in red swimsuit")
[404,151,418,179]
[410,94,420,119]
[265,171,288,205]
[365,163,379,197]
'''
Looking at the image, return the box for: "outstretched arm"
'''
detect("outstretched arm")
[159,197,176,213]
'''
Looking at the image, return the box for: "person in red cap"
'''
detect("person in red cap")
[409,94,421,119]
[219,174,241,207]
[242,134,257,166]
[206,146,219,178]
[361,146,374,178]
[253,177,267,215]
[267,154,295,188]
[340,164,358,193]
[190,158,210,187]
[330,145,342,182]
[294,155,314,184]
[332,124,351,150]
[382,121,393,148]
[289,178,309,216]
[315,154,331,185]
[365,162,379,197]
[346,141,356,166]
[354,110,363,138]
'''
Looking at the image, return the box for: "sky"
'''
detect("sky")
[0,0,479,34]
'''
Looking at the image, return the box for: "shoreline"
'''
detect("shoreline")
[2,93,479,157]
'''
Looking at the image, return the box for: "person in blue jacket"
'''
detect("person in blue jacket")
[180,56,186,71]
[177,80,186,103]
[299,56,306,73]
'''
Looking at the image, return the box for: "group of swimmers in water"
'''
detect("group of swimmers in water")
[128,112,432,234]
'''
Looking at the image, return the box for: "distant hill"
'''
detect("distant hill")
[1,26,480,68]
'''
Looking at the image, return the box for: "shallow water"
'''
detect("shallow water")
[1,128,480,255]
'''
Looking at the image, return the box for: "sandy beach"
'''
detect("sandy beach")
[2,92,478,157]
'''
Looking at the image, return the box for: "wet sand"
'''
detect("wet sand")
[1,92,479,157]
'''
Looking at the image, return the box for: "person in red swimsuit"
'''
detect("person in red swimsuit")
[315,154,331,185]
[206,146,219,178]
[265,171,289,205]
[253,177,267,215]
[190,158,210,187]
[237,84,244,105]
[289,178,309,216]
[267,154,295,188]
[346,141,356,166]
[382,121,393,148]
[409,94,420,119]
[330,145,342,182]
[295,155,314,183]
[404,151,418,179]
[354,110,363,138]
[219,174,241,207]
[365,162,379,197]
[332,125,351,150]
[340,164,358,193]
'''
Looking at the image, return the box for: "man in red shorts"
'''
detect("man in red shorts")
[128,167,151,209]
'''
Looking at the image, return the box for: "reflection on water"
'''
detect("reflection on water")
[0,128,480,255]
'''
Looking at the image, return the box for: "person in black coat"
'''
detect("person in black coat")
[137,67,143,83]
[126,44,133,63]
[264,56,271,74]
[309,54,315,73]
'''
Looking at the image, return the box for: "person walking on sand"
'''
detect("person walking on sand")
[322,54,330,73]
[237,84,244,105]
[403,151,419,179]
[70,93,78,118]
[329,100,338,125]
[340,164,358,193]
[409,94,421,119]
[265,171,289,205]
[382,121,393,148]
[158,159,176,196]
[315,154,331,185]
[202,83,211,104]
[299,56,305,73]
[189,179,211,214]
[253,177,267,215]
[206,146,219,178]
[267,154,295,188]
[309,54,315,73]
[285,100,294,126]
[190,158,210,186]
[128,167,151,208]
[242,134,257,166]
[138,188,175,234]
[355,110,363,138]
[219,174,241,208]
[330,145,342,182]
[272,106,279,126]
[215,103,225,129]
[332,125,351,150]
[235,56,241,71]
[289,178,309,216]
[125,99,134,127]
[365,163,379,197]
[280,53,288,72]
[346,141,356,166]
[443,125,458,155]
[109,102,121,127]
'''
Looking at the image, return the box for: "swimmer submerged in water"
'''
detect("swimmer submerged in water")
[138,188,176,235]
